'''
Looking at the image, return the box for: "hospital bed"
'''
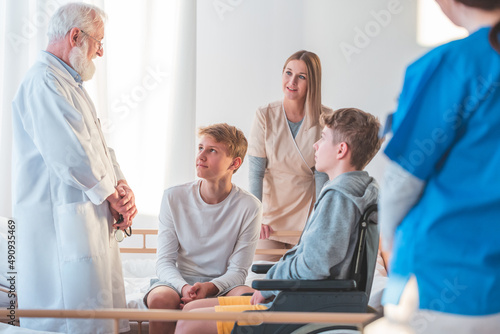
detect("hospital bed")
[1,229,387,333]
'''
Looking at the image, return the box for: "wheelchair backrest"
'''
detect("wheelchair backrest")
[349,204,379,296]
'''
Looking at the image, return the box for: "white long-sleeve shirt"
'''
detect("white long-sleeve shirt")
[156,180,262,294]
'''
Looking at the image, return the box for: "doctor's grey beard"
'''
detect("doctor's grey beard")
[69,42,96,81]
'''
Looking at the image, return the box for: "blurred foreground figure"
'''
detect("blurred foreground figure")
[375,0,500,333]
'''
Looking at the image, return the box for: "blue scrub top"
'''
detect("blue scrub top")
[383,27,500,316]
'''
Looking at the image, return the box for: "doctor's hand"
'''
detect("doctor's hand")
[107,190,122,220]
[107,183,137,229]
[107,190,131,230]
[115,180,137,224]
[260,224,273,239]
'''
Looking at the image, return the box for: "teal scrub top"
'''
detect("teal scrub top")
[383,27,500,316]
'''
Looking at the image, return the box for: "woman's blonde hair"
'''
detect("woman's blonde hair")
[283,50,323,126]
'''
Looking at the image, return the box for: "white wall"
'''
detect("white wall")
[196,0,428,188]
[1,0,431,222]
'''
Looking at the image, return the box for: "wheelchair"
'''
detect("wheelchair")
[231,204,380,334]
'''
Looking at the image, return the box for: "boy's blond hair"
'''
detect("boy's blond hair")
[198,123,248,174]
[321,108,383,170]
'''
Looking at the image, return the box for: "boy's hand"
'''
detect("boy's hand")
[260,225,273,239]
[190,282,218,299]
[180,282,218,305]
[250,291,266,305]
[180,284,195,307]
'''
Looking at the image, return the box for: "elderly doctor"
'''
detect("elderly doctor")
[12,3,137,333]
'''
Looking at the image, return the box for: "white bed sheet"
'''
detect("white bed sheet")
[122,258,156,309]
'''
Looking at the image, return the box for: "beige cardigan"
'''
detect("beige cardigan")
[248,100,331,244]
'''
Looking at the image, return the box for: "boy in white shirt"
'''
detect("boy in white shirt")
[144,123,262,334]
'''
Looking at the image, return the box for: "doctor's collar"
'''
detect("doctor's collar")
[43,51,83,85]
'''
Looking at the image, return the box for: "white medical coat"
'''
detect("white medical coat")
[11,52,128,333]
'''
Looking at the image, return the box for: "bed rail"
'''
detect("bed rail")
[119,229,157,254]
[119,229,302,256]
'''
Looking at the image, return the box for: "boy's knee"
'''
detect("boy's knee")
[175,319,189,333]
[147,289,180,310]
[181,301,199,312]
[226,285,254,296]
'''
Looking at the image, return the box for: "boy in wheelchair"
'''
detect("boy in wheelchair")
[175,108,384,334]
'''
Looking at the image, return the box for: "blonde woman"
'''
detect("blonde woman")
[248,50,332,260]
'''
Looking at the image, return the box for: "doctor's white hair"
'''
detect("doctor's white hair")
[47,2,107,43]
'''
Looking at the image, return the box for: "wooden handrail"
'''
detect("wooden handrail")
[14,309,374,323]
[13,309,374,334]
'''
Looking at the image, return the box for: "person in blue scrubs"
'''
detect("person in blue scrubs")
[379,0,500,332]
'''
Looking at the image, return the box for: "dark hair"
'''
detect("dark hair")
[456,0,500,53]
[320,108,384,170]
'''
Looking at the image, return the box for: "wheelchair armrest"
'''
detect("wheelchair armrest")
[252,279,357,291]
[251,264,274,274]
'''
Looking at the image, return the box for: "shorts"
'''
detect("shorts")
[215,296,268,334]
[143,277,244,308]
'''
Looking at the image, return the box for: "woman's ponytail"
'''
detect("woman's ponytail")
[489,20,500,54]
[456,1,500,53]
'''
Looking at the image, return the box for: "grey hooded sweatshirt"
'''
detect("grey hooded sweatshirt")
[260,170,379,299]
